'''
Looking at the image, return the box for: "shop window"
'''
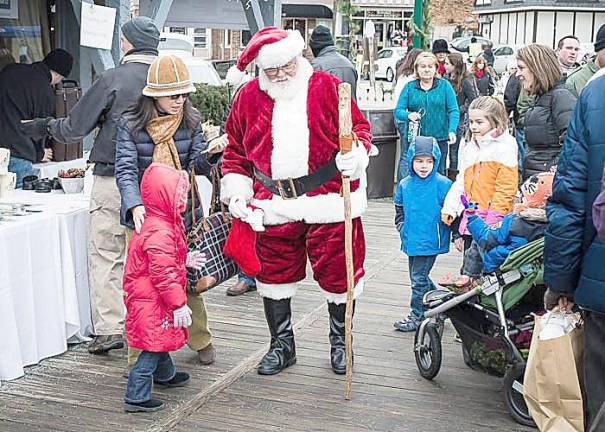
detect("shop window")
[0,0,50,70]
[170,27,186,35]
[194,28,206,48]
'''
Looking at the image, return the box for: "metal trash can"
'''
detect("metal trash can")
[361,109,398,199]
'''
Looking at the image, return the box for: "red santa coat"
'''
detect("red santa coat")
[123,164,189,352]
[221,59,372,225]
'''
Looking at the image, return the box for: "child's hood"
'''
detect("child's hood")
[140,163,190,225]
[406,136,441,179]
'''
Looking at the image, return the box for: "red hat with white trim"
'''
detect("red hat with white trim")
[226,26,305,86]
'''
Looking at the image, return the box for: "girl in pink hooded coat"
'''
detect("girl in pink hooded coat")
[123,163,204,413]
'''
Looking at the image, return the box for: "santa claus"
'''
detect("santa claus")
[222,26,372,375]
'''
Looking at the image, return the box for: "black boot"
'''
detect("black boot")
[328,301,354,375]
[257,297,297,375]
[447,169,458,182]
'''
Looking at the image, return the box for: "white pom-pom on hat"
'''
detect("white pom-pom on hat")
[226,64,246,86]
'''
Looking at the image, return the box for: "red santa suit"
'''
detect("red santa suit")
[221,39,372,304]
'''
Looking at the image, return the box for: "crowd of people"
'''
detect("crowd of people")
[1,12,605,428]
[391,27,605,429]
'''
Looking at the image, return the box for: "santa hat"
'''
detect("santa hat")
[226,26,305,86]
[224,218,261,276]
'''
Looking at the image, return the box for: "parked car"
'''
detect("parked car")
[374,47,407,82]
[492,44,522,75]
[450,36,492,53]
[212,59,237,81]
[158,33,223,86]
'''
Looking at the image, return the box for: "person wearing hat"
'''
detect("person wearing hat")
[0,49,73,186]
[115,54,221,373]
[21,17,165,356]
[223,26,372,376]
[431,39,449,76]
[566,25,605,94]
[309,25,358,101]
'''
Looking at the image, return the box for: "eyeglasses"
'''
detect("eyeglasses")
[169,93,190,101]
[263,60,297,77]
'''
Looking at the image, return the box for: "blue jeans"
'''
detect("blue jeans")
[515,128,526,174]
[396,121,409,183]
[8,156,38,188]
[125,351,176,403]
[408,255,437,319]
[238,271,256,287]
[436,140,448,176]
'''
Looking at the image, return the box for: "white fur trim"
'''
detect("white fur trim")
[251,175,368,225]
[256,30,305,69]
[220,173,254,203]
[269,60,312,179]
[324,279,365,305]
[226,65,246,86]
[257,281,298,300]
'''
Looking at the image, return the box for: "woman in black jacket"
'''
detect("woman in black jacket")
[445,53,477,180]
[516,44,578,180]
[470,56,494,96]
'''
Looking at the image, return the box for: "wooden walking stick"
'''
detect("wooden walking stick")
[337,82,355,400]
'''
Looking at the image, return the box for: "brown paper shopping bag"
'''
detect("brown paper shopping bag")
[524,316,585,432]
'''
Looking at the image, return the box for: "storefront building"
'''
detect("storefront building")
[475,0,605,47]
[350,0,413,50]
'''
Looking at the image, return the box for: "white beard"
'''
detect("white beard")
[259,57,314,101]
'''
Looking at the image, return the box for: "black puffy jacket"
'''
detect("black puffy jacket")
[115,119,215,229]
[522,83,577,180]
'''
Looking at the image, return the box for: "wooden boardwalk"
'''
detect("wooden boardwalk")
[0,201,533,432]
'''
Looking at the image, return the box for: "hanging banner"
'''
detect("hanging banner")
[0,0,19,19]
[80,3,116,50]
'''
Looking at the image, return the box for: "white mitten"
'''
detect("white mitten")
[335,150,359,177]
[228,195,252,219]
[186,251,206,270]
[173,305,192,328]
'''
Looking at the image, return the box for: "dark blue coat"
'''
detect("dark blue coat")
[544,75,605,313]
[115,119,213,229]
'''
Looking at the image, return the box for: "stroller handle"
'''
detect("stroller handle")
[425,287,482,318]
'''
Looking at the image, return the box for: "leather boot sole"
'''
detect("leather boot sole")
[124,402,164,413]
[257,356,297,375]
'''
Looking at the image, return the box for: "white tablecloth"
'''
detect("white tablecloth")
[33,158,87,180]
[0,190,92,381]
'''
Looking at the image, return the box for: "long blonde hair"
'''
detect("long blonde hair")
[516,44,562,95]
[468,96,509,136]
[413,52,438,79]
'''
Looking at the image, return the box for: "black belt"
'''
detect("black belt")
[253,158,339,200]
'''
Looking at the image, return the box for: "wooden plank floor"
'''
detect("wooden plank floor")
[0,201,533,432]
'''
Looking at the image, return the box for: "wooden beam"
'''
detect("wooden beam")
[144,0,174,29]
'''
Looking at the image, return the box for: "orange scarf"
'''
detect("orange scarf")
[146,110,184,170]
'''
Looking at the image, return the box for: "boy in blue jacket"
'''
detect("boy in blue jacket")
[393,136,452,332]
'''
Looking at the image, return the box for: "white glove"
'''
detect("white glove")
[132,205,146,234]
[186,251,206,270]
[173,305,192,328]
[336,150,360,177]
[246,208,265,232]
[228,195,252,220]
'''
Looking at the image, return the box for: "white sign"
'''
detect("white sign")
[0,0,19,19]
[80,3,116,50]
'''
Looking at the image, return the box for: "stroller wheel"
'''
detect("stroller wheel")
[503,363,536,427]
[414,324,442,380]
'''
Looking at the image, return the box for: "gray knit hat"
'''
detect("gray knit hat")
[121,17,160,50]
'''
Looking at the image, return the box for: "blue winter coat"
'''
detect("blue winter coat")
[115,119,214,230]
[394,78,460,142]
[544,75,605,313]
[393,137,452,256]
[467,213,546,272]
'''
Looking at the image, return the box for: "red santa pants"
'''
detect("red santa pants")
[255,218,365,303]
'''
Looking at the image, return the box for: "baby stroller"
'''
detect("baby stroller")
[413,237,545,427]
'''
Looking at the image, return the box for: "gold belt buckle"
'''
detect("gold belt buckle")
[276,178,298,200]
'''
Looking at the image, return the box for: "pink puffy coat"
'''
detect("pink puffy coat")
[123,163,190,352]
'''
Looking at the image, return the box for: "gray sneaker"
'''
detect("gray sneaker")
[394,316,421,332]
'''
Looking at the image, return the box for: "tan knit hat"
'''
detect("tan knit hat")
[143,55,196,97]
